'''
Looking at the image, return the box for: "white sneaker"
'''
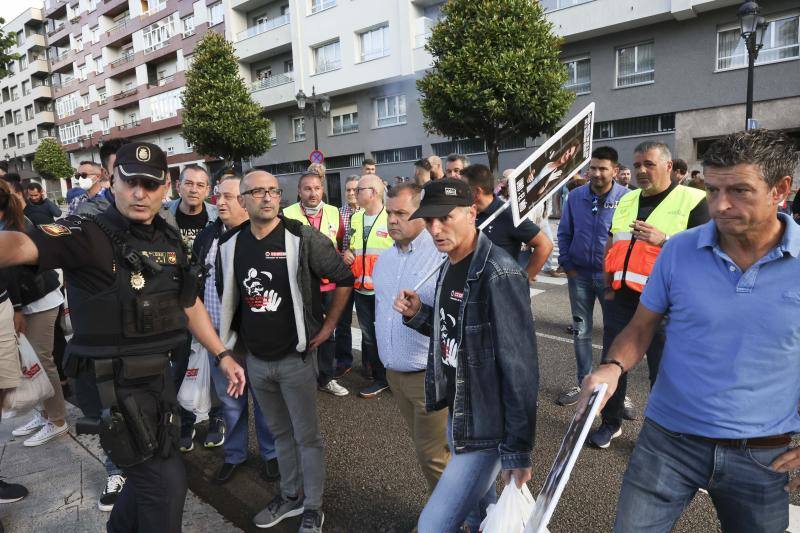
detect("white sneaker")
[318,379,349,397]
[12,411,46,437]
[23,421,69,447]
[98,474,126,512]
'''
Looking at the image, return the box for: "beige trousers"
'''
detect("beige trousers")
[24,306,66,422]
[0,299,20,390]
[386,369,450,494]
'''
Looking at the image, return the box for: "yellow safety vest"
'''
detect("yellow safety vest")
[605,185,705,292]
[349,208,393,292]
[282,202,340,245]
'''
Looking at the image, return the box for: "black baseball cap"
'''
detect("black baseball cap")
[409,178,474,220]
[114,142,168,184]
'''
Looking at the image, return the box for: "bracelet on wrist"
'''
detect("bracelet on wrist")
[601,359,626,375]
[214,349,234,367]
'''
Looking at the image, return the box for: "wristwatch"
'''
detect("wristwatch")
[214,349,234,367]
[601,359,626,375]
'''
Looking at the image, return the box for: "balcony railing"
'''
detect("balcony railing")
[113,88,138,100]
[143,2,167,18]
[49,50,72,65]
[564,81,591,95]
[236,13,290,42]
[119,120,141,130]
[250,73,293,92]
[106,16,130,35]
[47,23,65,36]
[147,74,175,88]
[110,52,134,68]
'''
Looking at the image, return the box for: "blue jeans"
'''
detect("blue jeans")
[317,290,337,386]
[335,292,354,368]
[567,275,606,385]
[354,291,386,385]
[208,352,276,465]
[615,418,789,533]
[417,417,500,533]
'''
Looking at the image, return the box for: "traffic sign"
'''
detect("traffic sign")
[309,150,325,164]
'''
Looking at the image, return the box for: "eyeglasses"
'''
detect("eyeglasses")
[74,172,98,179]
[242,187,282,199]
[355,186,375,194]
[121,177,162,191]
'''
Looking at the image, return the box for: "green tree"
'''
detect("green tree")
[33,137,73,180]
[181,31,271,166]
[0,19,21,80]
[417,0,574,173]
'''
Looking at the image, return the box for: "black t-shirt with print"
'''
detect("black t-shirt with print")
[175,204,209,253]
[438,253,472,412]
[234,223,298,361]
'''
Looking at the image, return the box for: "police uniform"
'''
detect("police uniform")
[30,143,196,532]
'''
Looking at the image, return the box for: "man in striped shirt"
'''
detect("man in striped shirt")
[333,175,361,377]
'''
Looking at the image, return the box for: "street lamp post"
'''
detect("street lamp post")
[737,1,767,130]
[295,86,331,151]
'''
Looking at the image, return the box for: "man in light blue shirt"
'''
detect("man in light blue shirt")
[373,182,449,494]
[579,129,800,533]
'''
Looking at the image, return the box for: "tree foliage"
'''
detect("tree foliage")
[0,19,21,80]
[181,31,271,165]
[33,138,74,180]
[417,0,574,172]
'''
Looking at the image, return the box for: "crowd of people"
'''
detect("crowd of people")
[0,128,796,533]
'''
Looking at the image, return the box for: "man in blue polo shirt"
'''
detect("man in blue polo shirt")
[578,129,800,533]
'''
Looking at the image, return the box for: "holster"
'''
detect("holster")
[94,355,180,468]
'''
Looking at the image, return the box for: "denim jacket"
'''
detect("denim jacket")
[404,232,539,470]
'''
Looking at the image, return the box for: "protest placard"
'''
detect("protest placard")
[507,102,594,227]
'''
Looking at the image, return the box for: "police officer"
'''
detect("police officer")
[0,142,246,532]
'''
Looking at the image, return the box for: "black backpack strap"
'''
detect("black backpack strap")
[86,215,162,274]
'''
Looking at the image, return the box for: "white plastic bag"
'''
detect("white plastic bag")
[480,478,538,533]
[3,335,55,419]
[177,341,211,416]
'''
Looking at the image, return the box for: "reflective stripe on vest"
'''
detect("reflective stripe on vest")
[605,185,705,293]
[349,209,393,291]
[282,202,340,245]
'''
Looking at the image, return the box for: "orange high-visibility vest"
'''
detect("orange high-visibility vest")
[605,185,705,292]
[349,208,393,292]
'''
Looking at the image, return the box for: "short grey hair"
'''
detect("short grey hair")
[180,164,210,183]
[427,155,441,168]
[634,141,672,162]
[446,153,470,167]
[702,129,800,188]
[345,174,360,184]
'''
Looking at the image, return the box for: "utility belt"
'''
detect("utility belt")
[75,355,180,468]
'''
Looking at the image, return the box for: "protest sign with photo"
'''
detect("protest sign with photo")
[507,103,594,227]
[524,383,608,533]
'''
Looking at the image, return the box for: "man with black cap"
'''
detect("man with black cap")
[0,141,247,532]
[393,178,540,532]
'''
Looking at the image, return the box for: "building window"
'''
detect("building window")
[14,111,22,125]
[58,119,83,144]
[82,93,90,109]
[2,139,6,150]
[56,93,80,118]
[22,81,30,96]
[359,25,389,62]
[291,116,305,142]
[717,15,799,70]
[313,40,341,74]
[98,87,107,104]
[74,35,83,52]
[182,15,195,36]
[91,26,100,43]
[372,145,422,165]
[143,14,177,54]
[101,117,110,133]
[28,130,37,144]
[331,109,358,135]
[25,106,34,120]
[19,55,28,71]
[593,113,675,140]
[164,136,175,155]
[10,86,19,101]
[374,94,406,128]
[310,0,336,14]
[95,56,104,74]
[563,57,590,95]
[150,89,182,121]
[615,41,654,87]
[284,60,293,74]
[207,2,224,26]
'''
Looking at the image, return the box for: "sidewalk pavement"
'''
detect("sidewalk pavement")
[0,403,242,532]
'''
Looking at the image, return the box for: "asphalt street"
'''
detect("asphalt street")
[181,272,747,533]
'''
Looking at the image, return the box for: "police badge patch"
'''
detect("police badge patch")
[38,224,72,237]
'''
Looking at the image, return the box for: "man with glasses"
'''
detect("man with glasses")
[68,161,106,215]
[343,175,394,397]
[165,164,223,452]
[555,146,629,408]
[216,170,353,532]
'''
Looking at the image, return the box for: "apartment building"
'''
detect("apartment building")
[549,0,800,170]
[42,0,226,183]
[0,7,55,184]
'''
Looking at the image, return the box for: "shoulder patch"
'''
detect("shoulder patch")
[38,224,72,237]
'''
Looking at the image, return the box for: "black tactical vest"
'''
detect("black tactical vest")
[67,208,190,358]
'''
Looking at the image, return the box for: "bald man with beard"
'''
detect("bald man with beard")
[343,175,395,397]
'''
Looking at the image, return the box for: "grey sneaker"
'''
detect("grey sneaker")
[556,386,581,406]
[623,396,637,420]
[254,494,304,529]
[299,509,324,533]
